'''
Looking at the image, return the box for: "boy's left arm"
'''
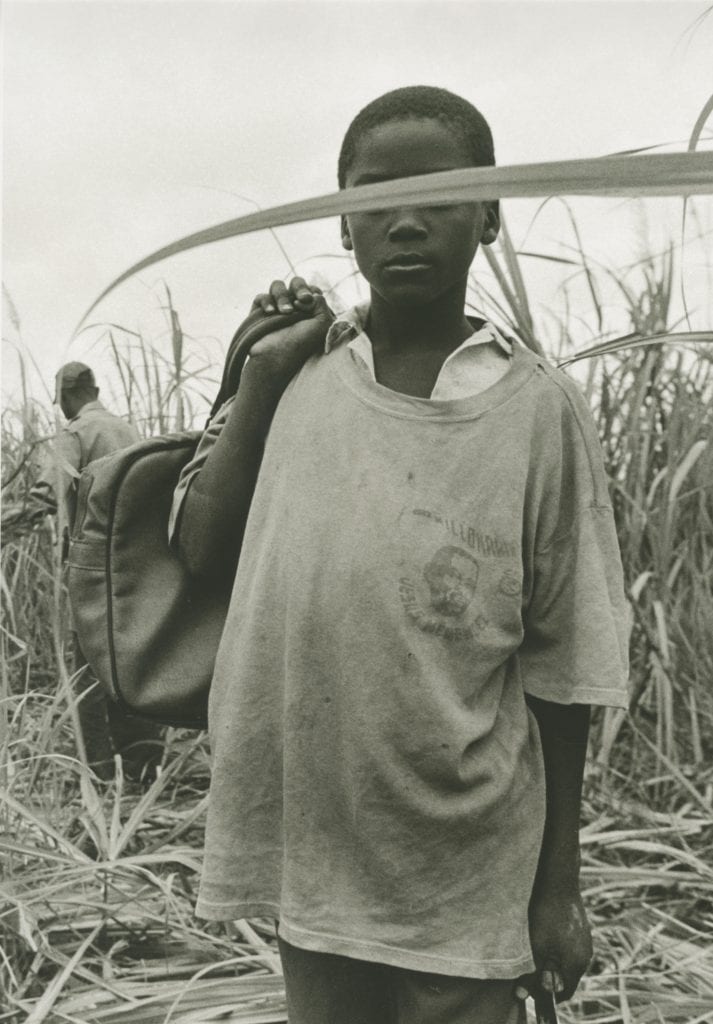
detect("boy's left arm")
[520,695,593,1002]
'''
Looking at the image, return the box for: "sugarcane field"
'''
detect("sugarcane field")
[2,4,713,1024]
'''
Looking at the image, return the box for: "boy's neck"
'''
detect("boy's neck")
[366,285,474,357]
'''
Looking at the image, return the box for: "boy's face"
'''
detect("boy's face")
[342,117,499,307]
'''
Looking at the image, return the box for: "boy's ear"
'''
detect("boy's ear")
[341,215,353,251]
[481,201,500,246]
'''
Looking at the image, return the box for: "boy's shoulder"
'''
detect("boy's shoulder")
[520,348,610,501]
[490,341,606,500]
[521,346,601,442]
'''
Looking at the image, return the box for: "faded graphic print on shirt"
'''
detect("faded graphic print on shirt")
[398,506,521,644]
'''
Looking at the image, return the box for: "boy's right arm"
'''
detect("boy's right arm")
[175,279,333,582]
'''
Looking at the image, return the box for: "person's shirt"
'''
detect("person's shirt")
[34,399,140,530]
[192,326,630,975]
[168,305,515,542]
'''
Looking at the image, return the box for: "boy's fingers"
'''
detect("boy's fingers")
[515,963,565,999]
[253,293,276,314]
[293,283,321,312]
[541,957,564,994]
[269,280,293,313]
[288,276,313,303]
[256,278,323,316]
[251,280,329,337]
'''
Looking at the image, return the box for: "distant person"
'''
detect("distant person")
[33,362,140,526]
[33,362,163,782]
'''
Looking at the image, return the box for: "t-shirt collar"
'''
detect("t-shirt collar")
[324,302,513,361]
[69,399,105,423]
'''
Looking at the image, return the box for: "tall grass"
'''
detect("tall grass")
[76,283,224,438]
[2,208,713,1020]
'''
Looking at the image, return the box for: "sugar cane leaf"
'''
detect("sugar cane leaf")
[557,330,713,367]
[75,152,713,332]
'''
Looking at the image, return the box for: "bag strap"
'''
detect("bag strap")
[209,308,313,422]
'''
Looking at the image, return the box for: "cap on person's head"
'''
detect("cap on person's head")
[53,362,96,402]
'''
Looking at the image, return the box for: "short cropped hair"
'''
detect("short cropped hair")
[338,86,495,188]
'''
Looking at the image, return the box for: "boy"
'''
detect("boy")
[172,86,629,1023]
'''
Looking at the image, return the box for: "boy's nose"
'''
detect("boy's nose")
[388,209,428,240]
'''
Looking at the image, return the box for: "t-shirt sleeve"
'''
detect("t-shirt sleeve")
[518,372,630,709]
[167,398,233,547]
[519,503,630,708]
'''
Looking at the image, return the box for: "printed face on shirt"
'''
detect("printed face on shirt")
[341,118,499,308]
[423,545,480,618]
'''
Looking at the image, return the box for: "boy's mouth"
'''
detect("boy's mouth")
[383,253,432,272]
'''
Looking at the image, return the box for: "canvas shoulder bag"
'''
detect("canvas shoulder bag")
[67,308,304,729]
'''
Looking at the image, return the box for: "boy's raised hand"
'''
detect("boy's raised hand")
[245,277,334,390]
[252,276,322,317]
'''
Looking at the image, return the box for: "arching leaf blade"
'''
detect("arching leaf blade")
[75,151,713,335]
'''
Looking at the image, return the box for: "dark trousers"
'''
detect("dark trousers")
[278,937,526,1024]
[71,634,164,782]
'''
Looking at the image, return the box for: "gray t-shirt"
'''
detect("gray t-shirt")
[193,340,629,979]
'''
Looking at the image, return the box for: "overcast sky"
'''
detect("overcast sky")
[2,0,712,408]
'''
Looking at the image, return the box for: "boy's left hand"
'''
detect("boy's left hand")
[515,881,593,1004]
